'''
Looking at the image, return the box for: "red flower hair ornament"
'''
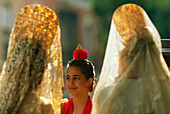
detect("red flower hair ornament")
[73,44,88,60]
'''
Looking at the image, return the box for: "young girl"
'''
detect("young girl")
[61,44,95,114]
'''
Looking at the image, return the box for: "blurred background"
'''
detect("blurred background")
[0,0,170,98]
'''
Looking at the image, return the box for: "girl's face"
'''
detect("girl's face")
[66,66,90,96]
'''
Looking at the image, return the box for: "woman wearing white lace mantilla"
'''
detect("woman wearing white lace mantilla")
[0,4,63,114]
[92,4,170,114]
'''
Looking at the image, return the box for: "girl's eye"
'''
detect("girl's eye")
[74,77,80,80]
[66,77,70,80]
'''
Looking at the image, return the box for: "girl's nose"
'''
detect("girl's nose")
[70,78,74,85]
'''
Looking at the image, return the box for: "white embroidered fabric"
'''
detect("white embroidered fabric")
[92,4,170,114]
[0,4,63,114]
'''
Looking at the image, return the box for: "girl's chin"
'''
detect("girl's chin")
[70,92,79,96]
[69,91,82,96]
[68,90,77,94]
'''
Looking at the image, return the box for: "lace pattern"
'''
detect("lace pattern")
[92,4,170,114]
[0,4,63,114]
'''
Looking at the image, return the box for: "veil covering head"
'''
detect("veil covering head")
[92,4,170,114]
[0,4,63,113]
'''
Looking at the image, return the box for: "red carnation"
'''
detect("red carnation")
[73,44,88,60]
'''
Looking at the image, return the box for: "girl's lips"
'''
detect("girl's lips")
[69,87,77,89]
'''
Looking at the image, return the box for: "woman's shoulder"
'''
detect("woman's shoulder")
[17,94,54,114]
[41,103,54,114]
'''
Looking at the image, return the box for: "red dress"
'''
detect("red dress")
[61,95,92,114]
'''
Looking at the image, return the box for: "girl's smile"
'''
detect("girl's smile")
[66,66,89,96]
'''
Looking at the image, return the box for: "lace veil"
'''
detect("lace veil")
[0,4,63,113]
[92,4,170,114]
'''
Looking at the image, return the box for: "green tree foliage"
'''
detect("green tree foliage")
[144,0,170,38]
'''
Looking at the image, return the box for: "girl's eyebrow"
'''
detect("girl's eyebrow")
[73,75,81,77]
[66,74,81,77]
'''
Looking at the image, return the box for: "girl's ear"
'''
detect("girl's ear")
[88,77,93,86]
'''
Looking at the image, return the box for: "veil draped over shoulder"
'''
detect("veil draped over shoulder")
[0,4,63,114]
[92,4,170,114]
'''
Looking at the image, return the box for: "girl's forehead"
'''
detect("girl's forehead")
[66,66,87,78]
[67,66,82,73]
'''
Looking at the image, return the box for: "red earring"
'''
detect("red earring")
[88,85,91,92]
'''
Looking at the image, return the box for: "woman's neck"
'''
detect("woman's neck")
[72,94,89,114]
